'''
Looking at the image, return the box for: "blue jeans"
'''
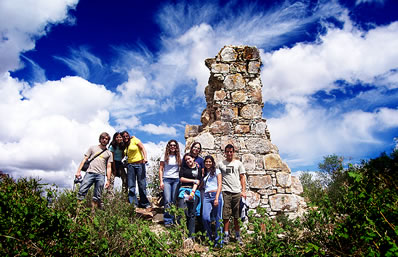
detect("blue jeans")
[163,177,179,225]
[127,163,150,207]
[202,192,223,243]
[78,172,105,203]
[178,191,199,237]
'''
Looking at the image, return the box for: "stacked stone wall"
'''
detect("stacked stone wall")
[185,45,306,218]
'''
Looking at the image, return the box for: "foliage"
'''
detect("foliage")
[1,151,397,256]
[0,176,76,256]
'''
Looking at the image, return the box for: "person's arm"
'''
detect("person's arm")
[105,160,112,188]
[180,177,200,185]
[75,156,89,178]
[137,141,148,163]
[214,173,222,206]
[189,183,199,200]
[159,161,165,190]
[240,173,246,198]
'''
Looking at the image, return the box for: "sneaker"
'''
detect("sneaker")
[223,235,230,245]
[236,236,243,245]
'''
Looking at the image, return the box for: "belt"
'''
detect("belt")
[204,191,218,197]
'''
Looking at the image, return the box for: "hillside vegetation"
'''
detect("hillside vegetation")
[0,151,397,256]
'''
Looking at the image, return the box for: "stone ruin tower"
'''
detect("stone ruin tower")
[185,45,306,218]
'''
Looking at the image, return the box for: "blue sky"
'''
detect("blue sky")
[1,0,398,188]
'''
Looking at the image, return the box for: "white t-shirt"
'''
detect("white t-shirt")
[217,159,246,193]
[160,154,180,179]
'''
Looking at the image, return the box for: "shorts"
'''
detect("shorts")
[222,191,241,220]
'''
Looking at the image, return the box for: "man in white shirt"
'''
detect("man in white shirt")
[217,144,246,245]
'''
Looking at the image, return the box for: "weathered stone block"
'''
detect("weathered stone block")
[250,89,262,103]
[242,154,256,171]
[246,138,273,154]
[220,107,236,122]
[248,77,262,89]
[258,189,277,196]
[214,90,226,101]
[269,194,298,212]
[240,104,262,119]
[248,61,261,74]
[231,91,247,103]
[185,125,201,138]
[196,132,215,149]
[263,153,283,169]
[211,63,229,74]
[246,191,260,209]
[254,121,267,135]
[220,46,237,62]
[220,136,238,151]
[281,162,291,173]
[210,121,231,134]
[201,109,211,127]
[230,63,246,73]
[291,176,303,195]
[235,125,250,134]
[276,172,291,187]
[248,175,272,189]
[244,46,260,60]
[224,74,245,90]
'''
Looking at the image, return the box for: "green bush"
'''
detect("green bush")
[0,177,74,256]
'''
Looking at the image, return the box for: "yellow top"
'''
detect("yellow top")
[125,137,144,163]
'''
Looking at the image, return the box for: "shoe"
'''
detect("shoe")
[236,236,243,245]
[223,235,230,244]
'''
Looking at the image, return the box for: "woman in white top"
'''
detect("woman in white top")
[202,155,223,245]
[159,139,181,227]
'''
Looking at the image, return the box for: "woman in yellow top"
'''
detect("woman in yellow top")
[122,131,151,208]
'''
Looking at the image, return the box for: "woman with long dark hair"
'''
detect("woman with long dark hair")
[178,153,202,238]
[159,139,181,227]
[109,132,127,193]
[202,155,223,245]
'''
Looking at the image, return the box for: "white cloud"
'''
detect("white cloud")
[261,18,398,105]
[0,74,115,186]
[268,103,398,169]
[0,0,78,73]
[138,123,178,136]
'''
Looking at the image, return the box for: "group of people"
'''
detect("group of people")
[75,131,151,209]
[75,132,247,246]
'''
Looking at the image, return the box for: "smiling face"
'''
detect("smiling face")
[204,158,213,169]
[225,147,234,162]
[168,141,177,153]
[191,143,201,157]
[122,132,130,143]
[115,134,123,143]
[185,155,195,168]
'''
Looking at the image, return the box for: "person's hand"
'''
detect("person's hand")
[189,191,195,200]
[75,172,81,178]
[160,181,164,190]
[214,198,219,206]
[105,180,110,189]
[241,191,247,199]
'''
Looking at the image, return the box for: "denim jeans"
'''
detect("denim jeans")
[78,172,105,203]
[178,192,199,237]
[127,163,150,207]
[202,192,223,243]
[163,177,179,225]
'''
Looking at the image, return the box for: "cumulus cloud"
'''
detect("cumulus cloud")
[0,0,78,73]
[0,74,115,185]
[263,16,398,168]
[138,123,178,136]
